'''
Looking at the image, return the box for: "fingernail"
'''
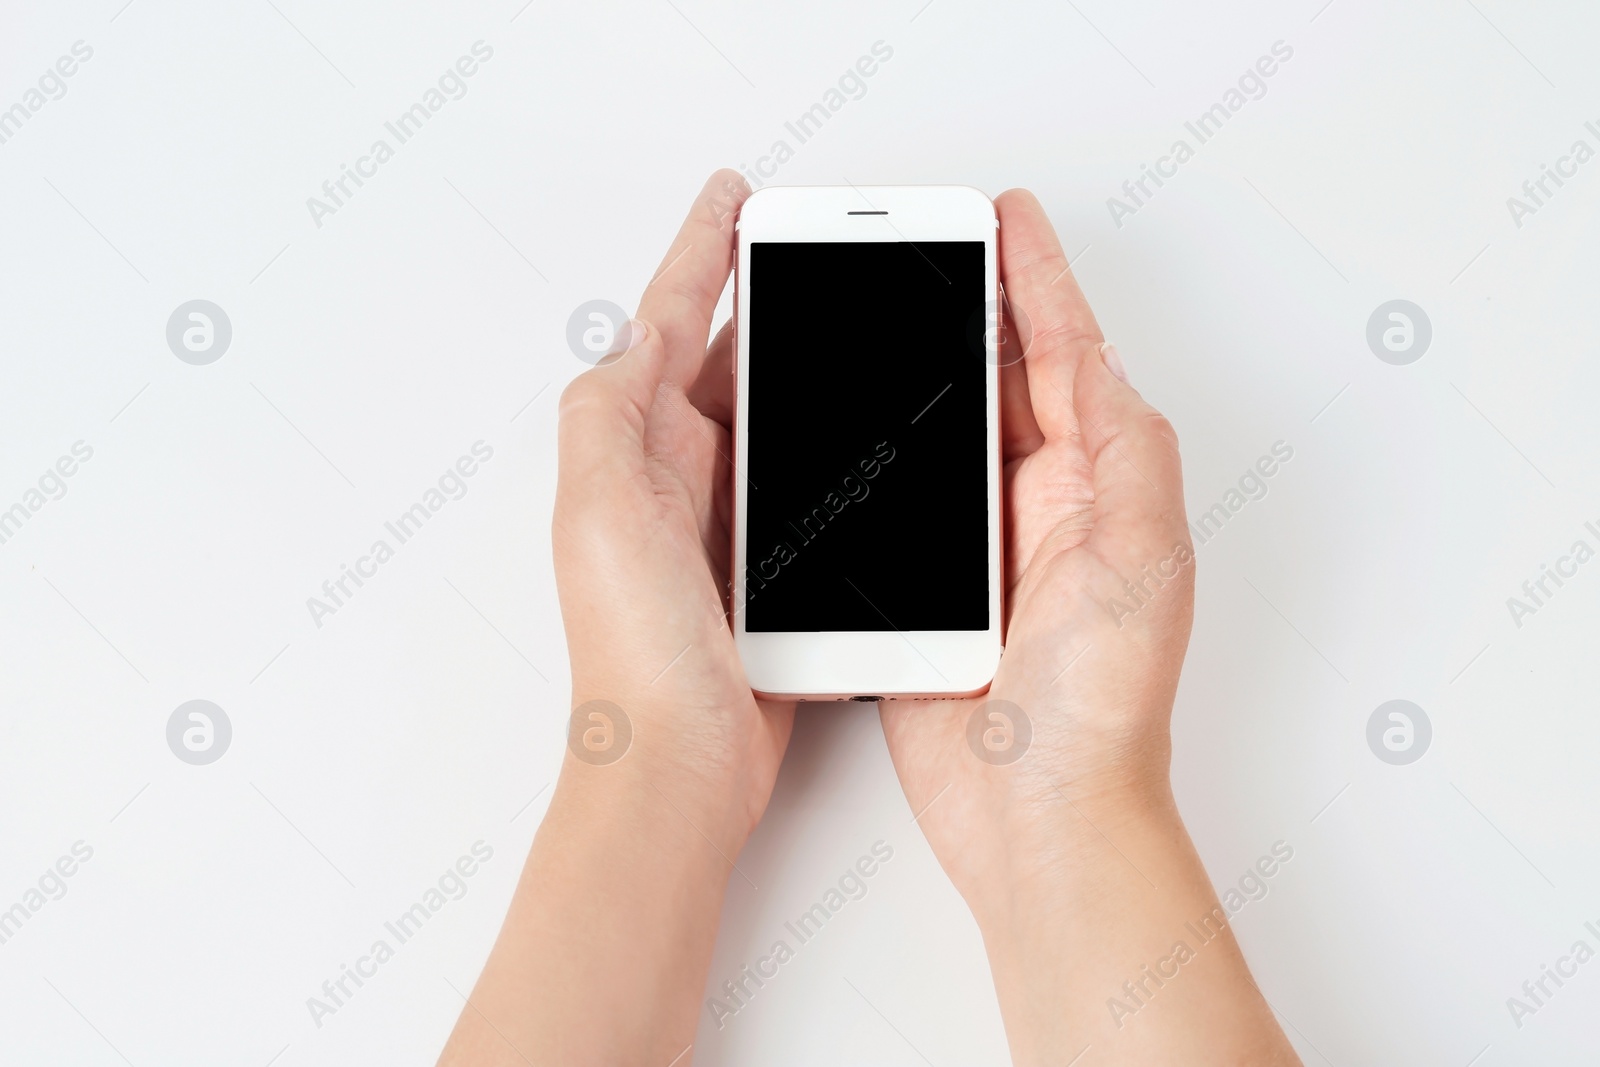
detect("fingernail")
[1100,342,1129,384]
[602,319,646,363]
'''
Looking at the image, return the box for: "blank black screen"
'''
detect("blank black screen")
[744,241,989,632]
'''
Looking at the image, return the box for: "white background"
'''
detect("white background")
[2,0,1598,1063]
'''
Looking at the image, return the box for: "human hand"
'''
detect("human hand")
[438,170,794,1067]
[553,169,795,843]
[878,188,1193,903]
[878,191,1296,1064]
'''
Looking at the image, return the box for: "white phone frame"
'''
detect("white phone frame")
[731,185,1003,700]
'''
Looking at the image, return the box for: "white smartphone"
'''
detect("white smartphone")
[731,185,1003,701]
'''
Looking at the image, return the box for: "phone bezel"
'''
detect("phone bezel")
[731,185,1003,700]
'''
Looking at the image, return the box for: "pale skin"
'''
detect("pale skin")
[437,171,1301,1066]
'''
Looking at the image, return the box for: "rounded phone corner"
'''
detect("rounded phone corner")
[735,184,788,225]
[951,184,997,213]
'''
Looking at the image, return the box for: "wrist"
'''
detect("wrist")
[548,750,756,887]
[958,785,1284,1066]
[964,769,1180,932]
[563,683,770,852]
[464,748,744,1066]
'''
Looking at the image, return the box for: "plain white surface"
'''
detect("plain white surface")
[2,1,1598,1064]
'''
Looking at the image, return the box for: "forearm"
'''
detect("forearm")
[438,766,739,1067]
[972,782,1299,1066]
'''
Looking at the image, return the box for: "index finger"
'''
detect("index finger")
[635,169,750,388]
[996,189,1103,442]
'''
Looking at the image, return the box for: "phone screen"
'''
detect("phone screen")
[744,240,989,633]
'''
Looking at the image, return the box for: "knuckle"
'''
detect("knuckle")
[1141,410,1181,454]
[649,271,718,312]
[1025,316,1098,360]
[1003,235,1065,280]
[558,373,611,424]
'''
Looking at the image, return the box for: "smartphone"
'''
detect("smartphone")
[731,185,1003,700]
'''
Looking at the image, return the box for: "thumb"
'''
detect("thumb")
[1074,343,1190,567]
[556,318,665,491]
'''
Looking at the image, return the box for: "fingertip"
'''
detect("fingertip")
[1081,341,1163,440]
[1099,342,1130,385]
[686,318,735,428]
[995,190,1051,243]
[995,187,1042,212]
[594,317,651,367]
[570,318,666,418]
[702,169,752,233]
[711,167,752,198]
[1076,341,1187,552]
[612,318,672,388]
